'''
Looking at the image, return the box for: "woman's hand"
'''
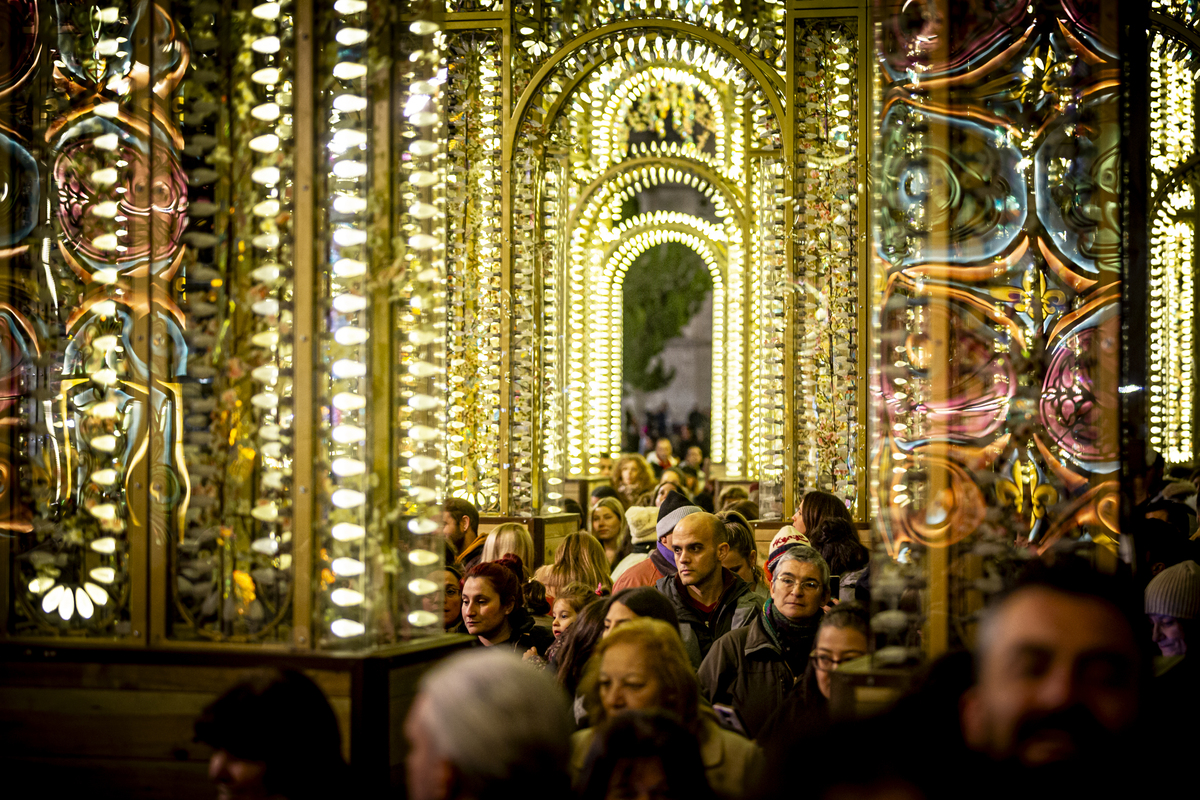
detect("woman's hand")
[522,646,547,668]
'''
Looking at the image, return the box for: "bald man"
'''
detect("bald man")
[655,512,763,667]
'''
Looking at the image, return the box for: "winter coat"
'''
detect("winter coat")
[656,569,763,668]
[612,547,675,591]
[697,614,805,738]
[470,607,555,658]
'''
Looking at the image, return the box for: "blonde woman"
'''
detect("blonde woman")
[571,618,764,800]
[536,531,613,597]
[481,522,535,567]
[612,453,656,508]
[590,497,632,572]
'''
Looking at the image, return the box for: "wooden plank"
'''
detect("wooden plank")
[0,661,351,698]
[0,687,216,761]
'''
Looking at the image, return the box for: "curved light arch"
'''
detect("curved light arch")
[568,155,746,235]
[591,64,730,178]
[504,18,786,158]
[577,213,735,469]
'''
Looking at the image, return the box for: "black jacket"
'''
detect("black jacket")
[467,607,555,658]
[656,569,762,668]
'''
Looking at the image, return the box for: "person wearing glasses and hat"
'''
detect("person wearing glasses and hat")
[698,544,832,738]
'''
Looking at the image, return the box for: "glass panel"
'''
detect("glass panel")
[871,0,1123,653]
[793,17,862,515]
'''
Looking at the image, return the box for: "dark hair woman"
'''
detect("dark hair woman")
[602,586,680,637]
[462,554,554,657]
[575,711,717,800]
[808,517,870,603]
[755,602,870,749]
[791,489,853,537]
[553,599,611,726]
[195,669,350,799]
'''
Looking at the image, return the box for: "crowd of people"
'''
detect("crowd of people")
[196,453,1200,799]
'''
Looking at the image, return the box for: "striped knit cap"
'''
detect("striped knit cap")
[1145,560,1200,620]
[765,525,810,581]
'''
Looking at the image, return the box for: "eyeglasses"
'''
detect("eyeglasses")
[810,651,865,671]
[774,576,823,593]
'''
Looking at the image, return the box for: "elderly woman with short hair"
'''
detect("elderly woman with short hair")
[571,618,763,800]
[697,545,830,738]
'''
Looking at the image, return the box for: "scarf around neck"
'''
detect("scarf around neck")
[761,599,822,672]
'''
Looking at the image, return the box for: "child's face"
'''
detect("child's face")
[551,598,579,637]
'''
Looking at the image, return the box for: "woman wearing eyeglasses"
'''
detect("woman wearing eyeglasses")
[697,545,831,738]
[755,602,870,761]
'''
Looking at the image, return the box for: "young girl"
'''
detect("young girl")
[551,582,601,639]
[525,582,602,672]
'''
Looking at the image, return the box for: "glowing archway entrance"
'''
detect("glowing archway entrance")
[583,212,733,473]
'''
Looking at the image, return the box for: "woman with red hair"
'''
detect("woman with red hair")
[461,555,555,657]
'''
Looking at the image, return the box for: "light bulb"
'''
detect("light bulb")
[252,36,281,53]
[331,489,365,508]
[331,557,365,576]
[331,588,365,607]
[332,392,366,410]
[334,326,369,345]
[252,67,281,84]
[252,2,280,19]
[252,166,281,185]
[331,618,365,637]
[332,458,366,476]
[335,28,368,45]
[84,582,109,605]
[90,567,117,584]
[331,523,365,541]
[249,134,280,153]
[333,258,366,277]
[331,359,366,378]
[333,62,368,80]
[251,102,281,120]
[332,425,366,443]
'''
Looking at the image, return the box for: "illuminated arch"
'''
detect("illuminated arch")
[505,19,786,157]
[591,63,731,179]
[571,212,737,472]
[568,155,746,234]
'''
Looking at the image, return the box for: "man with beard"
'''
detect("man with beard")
[762,559,1150,800]
[955,559,1147,795]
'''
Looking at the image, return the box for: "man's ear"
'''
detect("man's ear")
[1150,561,1166,576]
[716,541,730,560]
[959,686,985,751]
[438,759,459,800]
[459,515,471,535]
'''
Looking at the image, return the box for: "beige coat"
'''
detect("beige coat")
[570,712,764,800]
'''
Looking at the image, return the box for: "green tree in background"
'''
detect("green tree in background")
[622,242,712,392]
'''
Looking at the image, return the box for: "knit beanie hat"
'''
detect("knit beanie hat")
[765,525,811,581]
[656,490,702,538]
[626,506,659,545]
[1145,560,1200,619]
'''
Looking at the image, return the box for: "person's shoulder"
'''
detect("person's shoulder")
[569,726,595,774]
[614,557,660,590]
[705,625,751,664]
[612,552,648,582]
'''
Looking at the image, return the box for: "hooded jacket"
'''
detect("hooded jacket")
[656,568,762,668]
[698,612,814,738]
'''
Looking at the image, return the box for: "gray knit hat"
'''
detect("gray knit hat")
[1145,560,1200,619]
[656,491,701,538]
